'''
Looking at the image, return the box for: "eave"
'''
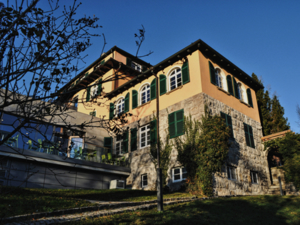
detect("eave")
[106,39,264,99]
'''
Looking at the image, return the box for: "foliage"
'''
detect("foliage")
[264,132,300,189]
[252,73,289,136]
[68,195,300,225]
[174,113,230,196]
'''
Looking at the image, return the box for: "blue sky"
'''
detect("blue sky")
[35,0,299,132]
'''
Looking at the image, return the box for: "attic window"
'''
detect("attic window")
[131,61,141,72]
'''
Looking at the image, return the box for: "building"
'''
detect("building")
[59,39,273,195]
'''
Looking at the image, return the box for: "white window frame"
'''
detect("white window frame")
[139,124,150,149]
[250,171,258,184]
[115,135,124,155]
[237,83,243,101]
[91,84,98,98]
[141,174,148,188]
[227,166,237,180]
[215,68,222,89]
[131,61,142,72]
[168,67,182,91]
[139,83,150,105]
[115,97,125,117]
[172,167,187,183]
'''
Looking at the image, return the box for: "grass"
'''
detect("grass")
[0,186,195,218]
[68,195,300,225]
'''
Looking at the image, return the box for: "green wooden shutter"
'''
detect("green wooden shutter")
[109,103,114,120]
[85,72,89,77]
[159,74,167,96]
[221,112,226,120]
[150,120,157,144]
[248,125,255,148]
[176,109,184,136]
[182,61,190,84]
[86,87,91,102]
[132,90,138,109]
[169,112,176,138]
[89,111,96,116]
[131,128,137,151]
[126,57,132,67]
[227,115,234,138]
[104,137,112,154]
[209,61,216,85]
[150,78,156,100]
[97,78,102,96]
[233,78,239,99]
[227,75,234,95]
[100,60,105,65]
[247,88,253,107]
[123,130,128,153]
[124,92,129,113]
[244,123,251,147]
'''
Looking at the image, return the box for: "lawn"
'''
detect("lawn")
[0,186,194,218]
[69,195,300,225]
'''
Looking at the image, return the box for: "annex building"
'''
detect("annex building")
[59,39,273,195]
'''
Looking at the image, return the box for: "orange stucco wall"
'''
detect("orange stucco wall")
[198,51,260,122]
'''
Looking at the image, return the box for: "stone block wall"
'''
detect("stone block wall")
[124,92,270,195]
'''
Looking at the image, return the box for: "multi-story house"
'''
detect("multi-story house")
[61,39,270,195]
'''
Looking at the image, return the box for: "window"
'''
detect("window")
[237,83,243,101]
[244,123,255,148]
[172,167,187,182]
[115,134,124,155]
[73,96,78,109]
[131,128,137,151]
[131,61,142,72]
[246,88,253,107]
[169,109,184,138]
[227,166,237,180]
[215,68,222,88]
[140,124,150,148]
[115,98,124,116]
[0,159,9,179]
[169,68,182,91]
[91,85,98,98]
[250,171,258,184]
[140,84,150,105]
[220,112,234,138]
[141,174,148,188]
[89,111,96,117]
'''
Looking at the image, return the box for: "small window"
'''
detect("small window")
[0,159,8,179]
[131,61,142,72]
[89,111,96,117]
[73,96,78,109]
[220,112,234,138]
[251,171,258,184]
[215,68,222,88]
[172,167,187,182]
[140,84,150,105]
[227,166,237,180]
[169,68,182,91]
[140,124,150,148]
[115,98,125,117]
[91,85,98,98]
[115,135,124,155]
[141,174,148,188]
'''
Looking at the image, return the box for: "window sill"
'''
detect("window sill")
[217,86,231,96]
[136,101,151,109]
[239,99,251,107]
[166,85,183,95]
[172,179,186,183]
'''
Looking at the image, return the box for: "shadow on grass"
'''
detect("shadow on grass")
[75,195,300,225]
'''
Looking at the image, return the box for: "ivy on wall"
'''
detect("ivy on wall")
[174,112,231,196]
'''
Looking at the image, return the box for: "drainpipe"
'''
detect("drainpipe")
[154,70,163,211]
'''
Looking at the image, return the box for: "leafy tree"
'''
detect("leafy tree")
[174,113,230,196]
[251,73,289,136]
[265,132,300,190]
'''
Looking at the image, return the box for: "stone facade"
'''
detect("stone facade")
[123,92,270,195]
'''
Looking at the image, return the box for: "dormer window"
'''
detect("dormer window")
[131,61,142,72]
